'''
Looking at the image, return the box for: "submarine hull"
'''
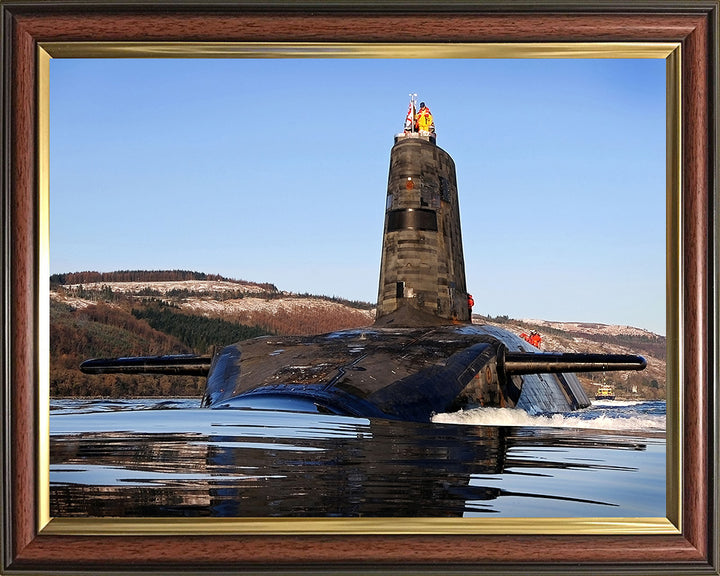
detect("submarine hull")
[202,322,591,421]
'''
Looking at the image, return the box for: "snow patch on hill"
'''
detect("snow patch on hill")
[520,318,659,339]
[63,280,269,295]
[181,296,376,321]
[50,293,95,309]
[50,286,377,324]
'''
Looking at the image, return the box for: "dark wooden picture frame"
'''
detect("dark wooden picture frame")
[2,1,717,573]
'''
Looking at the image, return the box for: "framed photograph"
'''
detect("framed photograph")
[2,1,717,574]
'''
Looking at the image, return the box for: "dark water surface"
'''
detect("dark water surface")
[50,399,665,518]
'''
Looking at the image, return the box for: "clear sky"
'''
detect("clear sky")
[49,57,666,334]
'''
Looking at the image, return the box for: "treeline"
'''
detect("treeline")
[141,288,262,300]
[58,285,266,302]
[132,304,268,354]
[50,269,277,292]
[51,370,205,398]
[51,270,228,284]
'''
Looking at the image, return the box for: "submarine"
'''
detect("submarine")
[81,96,646,421]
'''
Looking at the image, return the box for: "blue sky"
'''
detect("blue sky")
[50,57,666,334]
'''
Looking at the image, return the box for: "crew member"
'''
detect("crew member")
[529,330,542,348]
[467,293,474,320]
[415,102,435,134]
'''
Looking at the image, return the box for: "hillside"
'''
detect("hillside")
[50,271,666,401]
[49,272,376,397]
[475,315,665,401]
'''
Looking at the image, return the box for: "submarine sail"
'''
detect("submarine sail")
[81,96,646,421]
[376,126,469,323]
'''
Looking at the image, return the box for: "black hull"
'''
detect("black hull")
[203,323,592,421]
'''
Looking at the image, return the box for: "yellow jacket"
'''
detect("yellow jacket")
[416,107,434,132]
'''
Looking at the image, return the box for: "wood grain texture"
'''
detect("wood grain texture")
[9,12,39,563]
[12,11,706,42]
[681,9,711,560]
[2,2,717,574]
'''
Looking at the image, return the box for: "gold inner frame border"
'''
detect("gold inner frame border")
[37,41,682,537]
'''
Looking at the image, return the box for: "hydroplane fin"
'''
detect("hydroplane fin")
[80,354,212,376]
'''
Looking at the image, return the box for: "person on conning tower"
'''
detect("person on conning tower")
[415,101,435,135]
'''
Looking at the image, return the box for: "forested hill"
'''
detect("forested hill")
[50,269,277,292]
[50,271,666,400]
[50,271,376,397]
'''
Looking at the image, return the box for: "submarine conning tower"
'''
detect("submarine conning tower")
[376,99,470,326]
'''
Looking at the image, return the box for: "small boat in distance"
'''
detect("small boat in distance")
[595,383,616,401]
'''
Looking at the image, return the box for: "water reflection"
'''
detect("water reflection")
[50,406,663,517]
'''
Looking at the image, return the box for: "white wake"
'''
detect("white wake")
[432,406,666,431]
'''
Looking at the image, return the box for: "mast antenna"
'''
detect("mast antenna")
[409,93,417,133]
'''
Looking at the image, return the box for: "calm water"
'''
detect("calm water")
[50,399,666,518]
